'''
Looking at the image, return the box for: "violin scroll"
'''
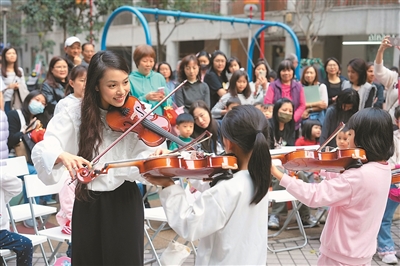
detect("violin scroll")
[76,167,99,184]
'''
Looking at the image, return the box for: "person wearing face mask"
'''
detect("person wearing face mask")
[267,98,319,229]
[6,91,53,226]
[196,50,211,82]
[264,60,306,138]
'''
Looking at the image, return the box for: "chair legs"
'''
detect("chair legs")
[144,225,163,266]
[268,201,308,253]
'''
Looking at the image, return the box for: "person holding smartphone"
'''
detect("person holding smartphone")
[129,45,171,116]
[249,59,270,104]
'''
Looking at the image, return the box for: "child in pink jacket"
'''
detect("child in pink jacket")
[272,108,393,265]
[56,178,75,257]
[56,178,75,234]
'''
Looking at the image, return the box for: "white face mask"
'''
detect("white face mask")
[28,100,45,115]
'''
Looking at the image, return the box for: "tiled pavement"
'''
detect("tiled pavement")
[4,207,400,266]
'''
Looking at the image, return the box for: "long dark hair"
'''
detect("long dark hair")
[45,56,68,89]
[335,88,359,123]
[76,50,130,200]
[189,100,219,153]
[65,65,87,96]
[209,50,228,83]
[1,47,22,78]
[21,90,47,124]
[221,105,271,204]
[272,98,295,142]
[347,58,367,86]
[227,70,251,99]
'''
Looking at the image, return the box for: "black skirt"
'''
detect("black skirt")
[71,181,144,266]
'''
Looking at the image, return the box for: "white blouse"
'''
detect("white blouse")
[159,170,269,265]
[32,101,165,191]
[54,94,80,116]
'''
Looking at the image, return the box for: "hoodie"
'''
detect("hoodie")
[129,70,171,116]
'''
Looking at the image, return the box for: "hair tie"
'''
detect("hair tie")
[256,130,262,134]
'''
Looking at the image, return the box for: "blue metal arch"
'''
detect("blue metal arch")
[249,25,301,79]
[101,6,301,79]
[101,6,152,50]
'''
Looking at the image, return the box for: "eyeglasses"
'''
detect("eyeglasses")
[54,66,67,70]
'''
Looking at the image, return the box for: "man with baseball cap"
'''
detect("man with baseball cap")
[64,36,82,72]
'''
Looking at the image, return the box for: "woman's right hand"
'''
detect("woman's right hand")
[57,152,92,178]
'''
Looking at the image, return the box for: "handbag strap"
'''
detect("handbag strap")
[16,109,26,132]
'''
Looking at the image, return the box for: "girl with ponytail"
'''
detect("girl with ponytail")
[145,105,272,265]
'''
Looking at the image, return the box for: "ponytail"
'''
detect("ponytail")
[220,105,272,205]
[248,130,271,204]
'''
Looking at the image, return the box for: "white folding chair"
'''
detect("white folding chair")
[0,157,49,265]
[24,174,70,264]
[144,180,197,266]
[267,159,308,253]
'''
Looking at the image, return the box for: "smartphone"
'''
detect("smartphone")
[258,70,266,77]
[157,87,165,94]
[388,37,400,46]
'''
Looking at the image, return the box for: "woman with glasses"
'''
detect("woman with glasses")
[322,57,347,106]
[41,56,69,114]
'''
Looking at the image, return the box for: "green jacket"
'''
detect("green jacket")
[129,70,171,115]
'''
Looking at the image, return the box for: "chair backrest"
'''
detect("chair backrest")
[0,156,29,176]
[24,174,69,198]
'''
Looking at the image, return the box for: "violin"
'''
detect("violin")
[76,154,238,184]
[106,96,188,147]
[391,169,400,184]
[271,122,368,172]
[272,148,367,172]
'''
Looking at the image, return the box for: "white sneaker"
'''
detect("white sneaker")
[381,254,398,265]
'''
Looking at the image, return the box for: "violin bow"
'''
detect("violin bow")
[90,80,188,166]
[317,122,345,152]
[172,131,212,154]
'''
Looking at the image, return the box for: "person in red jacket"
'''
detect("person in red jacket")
[295,119,321,146]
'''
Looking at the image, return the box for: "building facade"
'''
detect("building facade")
[20,0,400,77]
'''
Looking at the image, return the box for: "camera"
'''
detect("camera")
[388,37,400,46]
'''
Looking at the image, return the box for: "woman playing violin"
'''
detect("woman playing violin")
[271,108,394,265]
[145,105,272,265]
[32,51,164,265]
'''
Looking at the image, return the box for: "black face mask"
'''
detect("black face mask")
[200,64,209,71]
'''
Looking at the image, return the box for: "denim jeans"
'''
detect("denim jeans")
[0,230,33,266]
[377,187,400,256]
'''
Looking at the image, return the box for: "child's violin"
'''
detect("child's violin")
[271,148,367,173]
[76,154,238,184]
[271,122,367,172]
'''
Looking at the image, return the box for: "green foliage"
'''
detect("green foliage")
[18,0,130,51]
